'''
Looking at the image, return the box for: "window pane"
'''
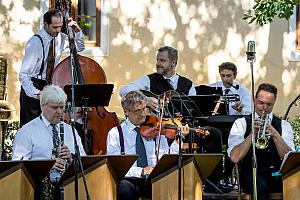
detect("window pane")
[78,0,96,41]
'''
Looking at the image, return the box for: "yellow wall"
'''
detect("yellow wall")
[1,0,300,121]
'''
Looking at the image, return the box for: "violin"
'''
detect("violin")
[140,115,209,140]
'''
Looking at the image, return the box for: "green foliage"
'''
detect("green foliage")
[243,0,300,26]
[3,121,19,160]
[290,116,300,148]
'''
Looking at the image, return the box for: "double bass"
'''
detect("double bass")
[52,0,119,155]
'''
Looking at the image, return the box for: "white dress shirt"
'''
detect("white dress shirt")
[19,28,85,98]
[106,118,179,177]
[227,112,295,156]
[12,115,86,160]
[210,81,251,115]
[119,73,196,97]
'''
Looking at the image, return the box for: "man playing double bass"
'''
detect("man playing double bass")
[19,8,85,127]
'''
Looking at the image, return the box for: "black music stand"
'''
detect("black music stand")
[170,95,227,117]
[63,83,114,107]
[196,85,223,95]
[63,83,114,154]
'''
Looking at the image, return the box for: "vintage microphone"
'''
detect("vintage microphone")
[246,40,257,200]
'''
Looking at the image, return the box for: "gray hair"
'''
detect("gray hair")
[121,90,147,110]
[40,85,67,106]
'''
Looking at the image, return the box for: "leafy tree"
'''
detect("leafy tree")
[244,0,300,26]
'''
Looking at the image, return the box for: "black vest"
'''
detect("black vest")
[147,73,192,95]
[240,114,282,173]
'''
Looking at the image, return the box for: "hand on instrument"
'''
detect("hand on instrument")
[232,102,243,112]
[147,97,159,113]
[142,166,154,176]
[34,90,42,100]
[178,124,190,137]
[52,157,66,172]
[68,18,81,33]
[59,145,72,164]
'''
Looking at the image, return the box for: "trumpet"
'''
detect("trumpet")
[255,111,271,149]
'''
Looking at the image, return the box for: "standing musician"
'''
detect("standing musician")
[12,85,86,199]
[228,83,294,199]
[209,61,252,188]
[19,8,85,127]
[119,46,223,193]
[107,90,189,200]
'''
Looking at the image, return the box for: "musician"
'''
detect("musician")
[107,90,189,200]
[119,45,196,97]
[228,83,294,199]
[12,85,86,198]
[119,46,223,193]
[210,61,252,187]
[19,8,85,127]
[210,62,251,115]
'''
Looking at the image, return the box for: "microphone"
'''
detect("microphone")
[228,82,239,90]
[246,41,256,62]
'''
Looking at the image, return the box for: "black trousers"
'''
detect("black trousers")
[117,177,151,200]
[20,86,42,127]
[240,168,282,200]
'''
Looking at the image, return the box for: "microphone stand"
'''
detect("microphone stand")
[247,41,257,200]
[62,8,91,200]
[164,105,183,200]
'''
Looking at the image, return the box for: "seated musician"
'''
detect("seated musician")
[12,85,86,199]
[106,90,189,200]
[210,62,251,115]
[228,83,294,199]
[209,61,252,187]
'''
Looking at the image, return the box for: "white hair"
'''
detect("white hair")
[40,85,67,106]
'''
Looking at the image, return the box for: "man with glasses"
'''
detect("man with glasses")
[107,90,188,200]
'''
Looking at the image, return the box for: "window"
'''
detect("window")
[287,6,300,61]
[50,0,100,47]
[42,0,109,55]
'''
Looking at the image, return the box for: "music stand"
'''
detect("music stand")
[63,83,114,154]
[63,83,114,107]
[170,95,226,117]
[196,85,223,95]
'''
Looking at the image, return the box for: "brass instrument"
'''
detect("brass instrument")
[255,111,270,149]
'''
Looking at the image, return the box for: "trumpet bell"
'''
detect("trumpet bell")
[255,137,269,149]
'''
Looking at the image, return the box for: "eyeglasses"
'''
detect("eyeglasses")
[128,106,147,115]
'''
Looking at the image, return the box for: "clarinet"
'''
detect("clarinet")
[59,120,68,173]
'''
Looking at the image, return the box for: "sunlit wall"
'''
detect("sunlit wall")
[0,0,299,121]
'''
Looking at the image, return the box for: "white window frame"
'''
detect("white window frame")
[40,0,110,56]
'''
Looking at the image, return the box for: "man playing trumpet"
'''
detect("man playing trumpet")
[228,83,295,199]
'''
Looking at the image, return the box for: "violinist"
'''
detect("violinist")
[119,45,224,193]
[19,8,85,127]
[106,90,189,200]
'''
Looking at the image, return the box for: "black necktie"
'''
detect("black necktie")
[224,88,230,95]
[135,127,148,168]
[166,78,174,90]
[46,38,55,83]
[51,123,59,158]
